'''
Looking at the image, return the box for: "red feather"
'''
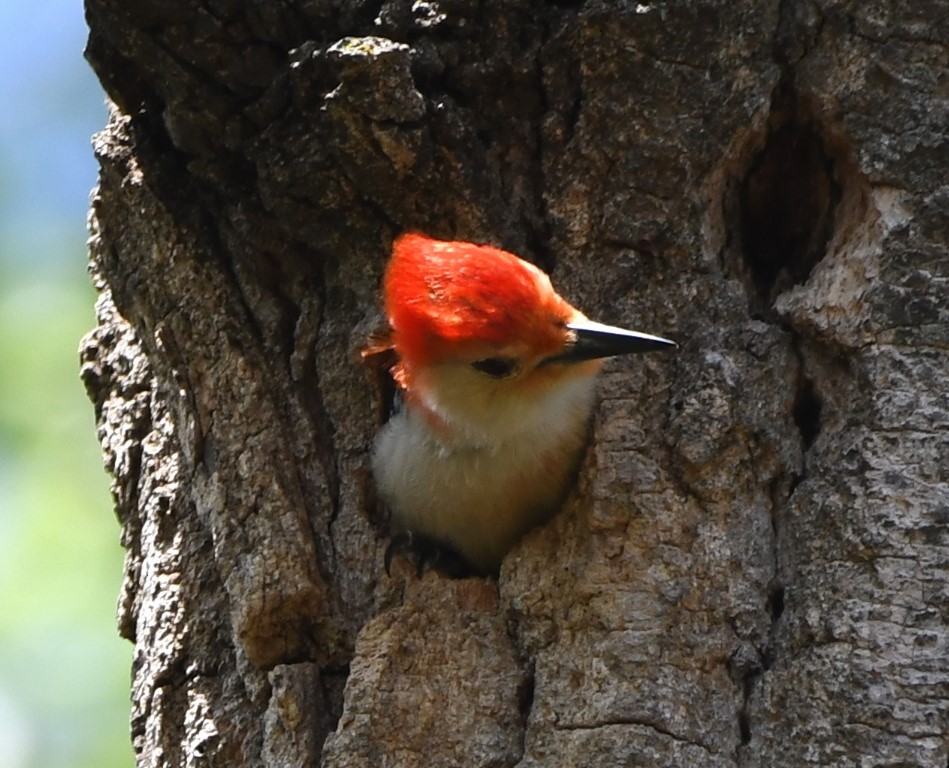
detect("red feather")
[383,233,572,377]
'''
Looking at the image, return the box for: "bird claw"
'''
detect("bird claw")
[384,531,478,579]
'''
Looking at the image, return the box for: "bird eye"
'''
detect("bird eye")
[470,357,519,378]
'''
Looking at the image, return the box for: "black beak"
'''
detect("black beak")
[549,319,678,364]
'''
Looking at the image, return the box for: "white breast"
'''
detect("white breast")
[372,373,598,572]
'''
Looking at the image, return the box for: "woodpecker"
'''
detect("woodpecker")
[367,233,676,575]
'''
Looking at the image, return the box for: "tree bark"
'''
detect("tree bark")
[80,1,947,766]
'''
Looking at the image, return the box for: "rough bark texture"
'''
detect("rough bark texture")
[80,1,947,766]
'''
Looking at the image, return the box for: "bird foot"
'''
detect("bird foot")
[384,531,478,578]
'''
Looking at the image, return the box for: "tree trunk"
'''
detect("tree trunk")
[80,1,947,766]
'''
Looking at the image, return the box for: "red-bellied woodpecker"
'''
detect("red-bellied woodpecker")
[367,233,676,575]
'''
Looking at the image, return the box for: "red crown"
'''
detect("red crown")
[384,234,572,371]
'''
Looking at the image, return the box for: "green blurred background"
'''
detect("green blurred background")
[0,1,133,767]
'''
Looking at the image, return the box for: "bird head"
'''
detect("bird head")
[380,233,676,445]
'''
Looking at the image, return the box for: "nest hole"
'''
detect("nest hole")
[732,87,842,311]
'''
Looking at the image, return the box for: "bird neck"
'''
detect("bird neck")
[403,370,600,454]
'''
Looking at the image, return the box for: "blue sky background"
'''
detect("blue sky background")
[0,0,106,257]
[0,1,132,767]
